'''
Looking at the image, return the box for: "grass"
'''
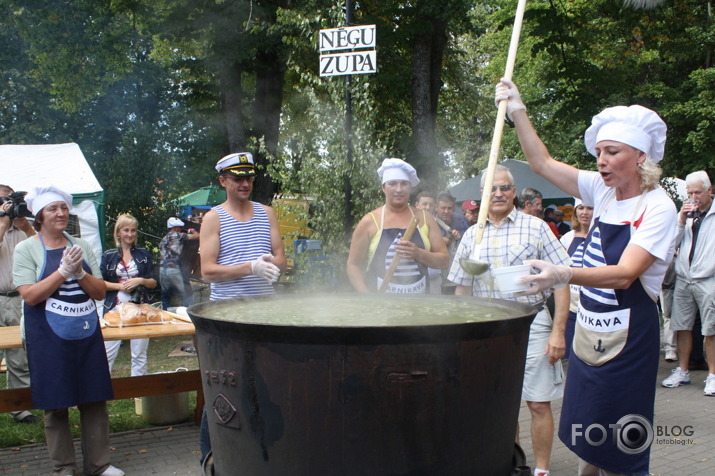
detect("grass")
[0,335,199,449]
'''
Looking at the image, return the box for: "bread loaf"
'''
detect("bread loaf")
[104,302,170,327]
[104,311,121,327]
[140,304,165,323]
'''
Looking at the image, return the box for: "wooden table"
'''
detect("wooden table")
[0,322,197,349]
[0,323,203,421]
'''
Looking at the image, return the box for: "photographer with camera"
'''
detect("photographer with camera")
[100,214,157,376]
[0,184,38,424]
[160,216,199,309]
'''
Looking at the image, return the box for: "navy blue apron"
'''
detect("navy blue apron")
[558,203,658,475]
[365,211,429,294]
[565,236,586,357]
[24,235,113,409]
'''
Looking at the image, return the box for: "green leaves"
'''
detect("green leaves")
[2,0,714,257]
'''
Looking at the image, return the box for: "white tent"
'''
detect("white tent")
[0,143,105,260]
[450,158,574,205]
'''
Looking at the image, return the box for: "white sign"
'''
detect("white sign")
[319,25,376,52]
[320,50,377,77]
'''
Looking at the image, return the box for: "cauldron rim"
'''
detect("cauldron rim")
[187,293,538,345]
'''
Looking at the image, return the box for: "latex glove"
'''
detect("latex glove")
[251,254,281,283]
[495,78,526,120]
[58,246,82,279]
[67,245,87,280]
[517,259,573,295]
[72,260,87,281]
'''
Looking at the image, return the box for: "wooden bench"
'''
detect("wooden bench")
[0,323,203,421]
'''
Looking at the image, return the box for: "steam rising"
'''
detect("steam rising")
[622,0,667,9]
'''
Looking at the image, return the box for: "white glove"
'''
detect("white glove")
[495,78,526,120]
[67,245,86,280]
[58,245,83,279]
[251,254,281,283]
[517,259,573,295]
[72,263,87,281]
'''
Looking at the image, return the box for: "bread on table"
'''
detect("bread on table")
[103,302,173,327]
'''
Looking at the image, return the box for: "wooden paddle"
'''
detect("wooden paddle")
[461,0,527,275]
[378,216,420,293]
[476,0,527,244]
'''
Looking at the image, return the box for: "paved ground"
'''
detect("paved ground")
[1,356,712,475]
[518,357,715,475]
[0,423,203,475]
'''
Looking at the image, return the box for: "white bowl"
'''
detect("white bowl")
[492,264,531,294]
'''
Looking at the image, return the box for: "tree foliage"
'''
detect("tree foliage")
[1,0,714,257]
[472,0,715,177]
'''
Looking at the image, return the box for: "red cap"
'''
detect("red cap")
[461,200,479,211]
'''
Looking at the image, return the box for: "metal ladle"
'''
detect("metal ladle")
[460,0,527,276]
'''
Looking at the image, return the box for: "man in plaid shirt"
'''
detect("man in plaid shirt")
[448,164,570,476]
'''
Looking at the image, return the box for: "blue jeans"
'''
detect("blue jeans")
[160,266,194,309]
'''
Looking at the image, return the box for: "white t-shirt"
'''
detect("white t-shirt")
[578,170,677,298]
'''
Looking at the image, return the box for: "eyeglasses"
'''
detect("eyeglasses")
[222,174,255,183]
[489,184,515,193]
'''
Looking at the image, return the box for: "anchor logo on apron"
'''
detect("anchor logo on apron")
[46,293,98,340]
[573,192,647,367]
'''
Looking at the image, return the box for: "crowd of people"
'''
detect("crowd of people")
[0,81,711,476]
[0,151,287,476]
[341,78,710,476]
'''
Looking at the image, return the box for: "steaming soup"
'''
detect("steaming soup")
[197,294,527,328]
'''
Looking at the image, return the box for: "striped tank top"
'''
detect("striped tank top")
[210,202,275,300]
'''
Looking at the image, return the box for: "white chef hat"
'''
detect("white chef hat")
[167,217,185,228]
[584,105,667,163]
[573,197,595,209]
[377,158,420,187]
[25,185,73,215]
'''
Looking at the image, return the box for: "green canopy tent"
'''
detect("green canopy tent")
[168,186,226,218]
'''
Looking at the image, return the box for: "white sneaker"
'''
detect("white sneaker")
[664,349,678,362]
[99,465,125,476]
[704,374,715,396]
[662,367,691,387]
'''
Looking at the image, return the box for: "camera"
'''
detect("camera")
[0,191,32,220]
[130,285,147,304]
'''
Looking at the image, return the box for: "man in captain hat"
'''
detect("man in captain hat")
[197,151,287,467]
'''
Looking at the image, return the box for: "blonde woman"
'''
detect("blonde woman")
[497,79,677,475]
[101,214,157,376]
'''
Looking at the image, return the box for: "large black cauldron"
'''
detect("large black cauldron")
[189,294,537,476]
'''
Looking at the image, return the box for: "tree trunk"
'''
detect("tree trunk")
[252,50,285,205]
[410,17,447,188]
